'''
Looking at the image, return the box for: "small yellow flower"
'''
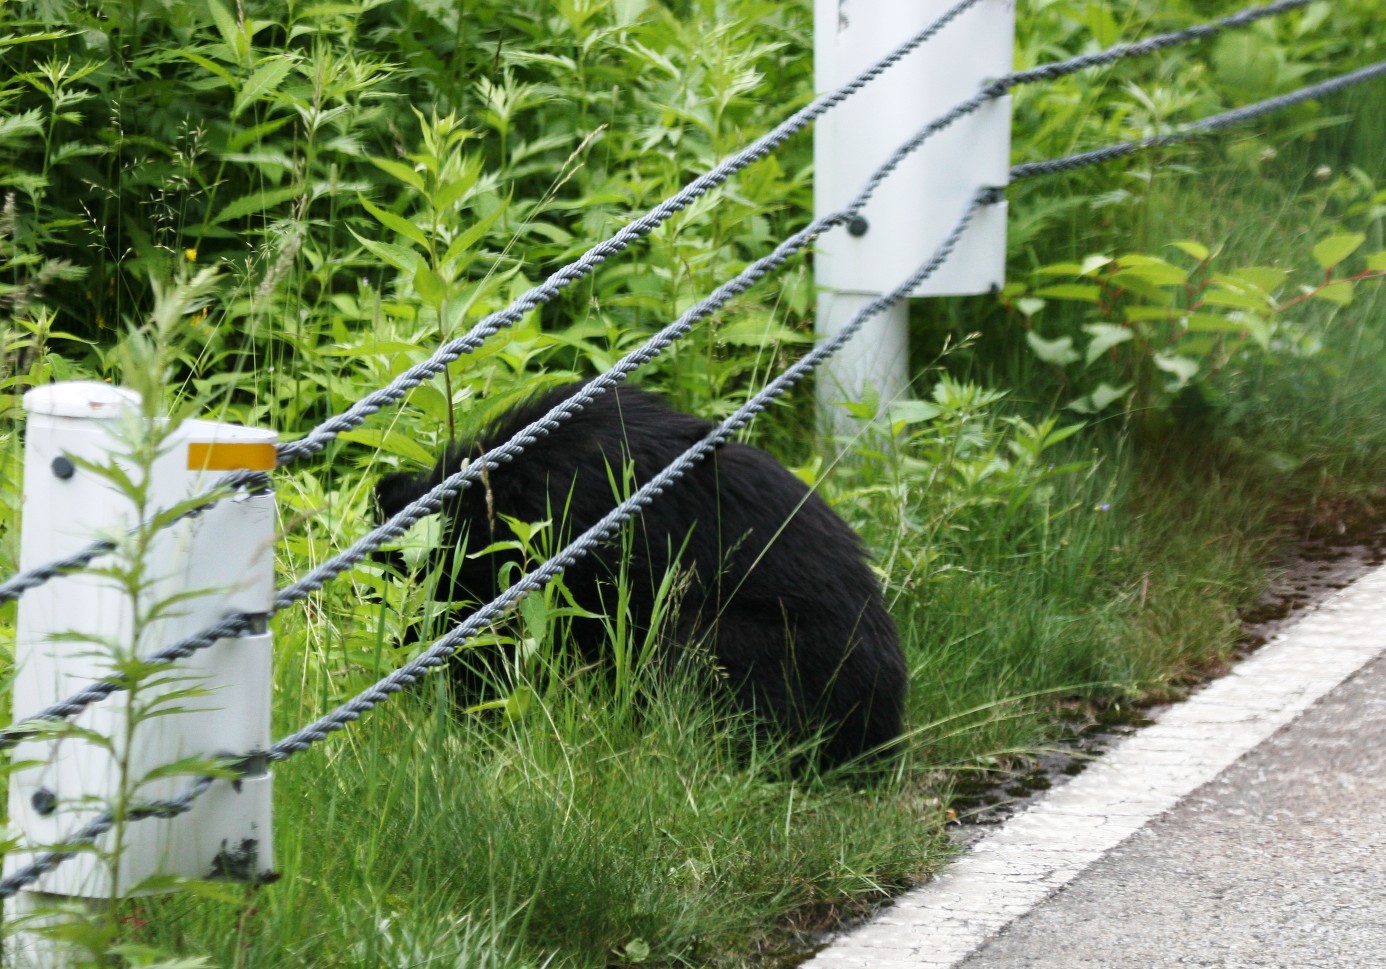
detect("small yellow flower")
[184,248,198,262]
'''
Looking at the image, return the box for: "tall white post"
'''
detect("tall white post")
[814,0,1015,434]
[5,382,277,967]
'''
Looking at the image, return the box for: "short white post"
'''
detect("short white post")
[4,382,277,967]
[814,0,1015,435]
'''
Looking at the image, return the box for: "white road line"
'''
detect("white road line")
[804,563,1386,969]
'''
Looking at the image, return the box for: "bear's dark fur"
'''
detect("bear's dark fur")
[375,381,906,766]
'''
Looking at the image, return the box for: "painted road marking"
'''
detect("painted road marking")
[804,562,1386,969]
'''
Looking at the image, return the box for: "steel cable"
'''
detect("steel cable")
[273,0,1317,468]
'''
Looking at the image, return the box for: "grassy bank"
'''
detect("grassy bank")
[2,0,1385,965]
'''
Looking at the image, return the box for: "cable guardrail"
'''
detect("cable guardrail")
[0,0,1326,614]
[2,0,1376,898]
[0,0,1361,752]
[1008,59,1386,181]
[0,470,268,607]
[0,776,215,901]
[0,169,995,908]
[0,0,995,749]
[268,0,987,468]
[269,0,1319,469]
[223,52,1386,770]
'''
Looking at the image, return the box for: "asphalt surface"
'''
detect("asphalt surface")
[805,561,1386,969]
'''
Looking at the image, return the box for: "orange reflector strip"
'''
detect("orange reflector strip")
[187,442,277,471]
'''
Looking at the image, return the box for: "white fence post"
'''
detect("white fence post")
[814,0,1015,432]
[4,381,277,967]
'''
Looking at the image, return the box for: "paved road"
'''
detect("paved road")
[805,563,1386,969]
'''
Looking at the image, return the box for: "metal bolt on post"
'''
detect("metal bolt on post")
[4,382,277,968]
[814,0,1014,438]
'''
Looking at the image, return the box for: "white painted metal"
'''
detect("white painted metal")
[815,293,910,418]
[814,0,1014,426]
[5,382,276,920]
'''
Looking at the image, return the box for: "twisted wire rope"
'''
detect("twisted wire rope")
[272,0,1316,469]
[0,8,1000,750]
[269,187,996,761]
[270,0,986,467]
[1009,59,1386,180]
[0,776,215,900]
[0,469,269,607]
[0,188,990,898]
[987,0,1314,97]
[0,0,1360,891]
[0,469,272,752]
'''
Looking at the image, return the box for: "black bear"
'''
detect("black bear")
[375,381,906,767]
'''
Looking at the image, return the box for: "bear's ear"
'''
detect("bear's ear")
[375,471,426,522]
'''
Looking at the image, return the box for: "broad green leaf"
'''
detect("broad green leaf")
[499,514,550,547]
[1216,267,1288,297]
[206,0,245,65]
[1015,297,1046,318]
[210,186,300,225]
[431,164,483,212]
[368,156,426,192]
[1079,254,1113,276]
[1112,257,1187,286]
[1034,284,1102,303]
[716,317,811,347]
[1026,331,1080,366]
[1170,240,1211,262]
[1066,382,1131,414]
[1081,324,1133,365]
[1111,276,1175,305]
[359,195,430,249]
[1367,250,1386,272]
[413,259,447,306]
[232,55,296,118]
[442,204,508,264]
[1311,233,1365,271]
[1312,280,1354,306]
[1154,353,1199,388]
[887,400,943,425]
[406,384,452,422]
[1198,288,1272,311]
[347,227,417,273]
[336,428,438,465]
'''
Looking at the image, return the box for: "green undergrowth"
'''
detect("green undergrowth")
[3,0,1386,965]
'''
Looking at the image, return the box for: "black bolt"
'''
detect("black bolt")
[32,788,57,816]
[51,456,76,480]
[847,216,869,238]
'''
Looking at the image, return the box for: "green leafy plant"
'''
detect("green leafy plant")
[1004,224,1386,417]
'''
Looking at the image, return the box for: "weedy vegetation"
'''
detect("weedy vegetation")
[1,0,1384,965]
